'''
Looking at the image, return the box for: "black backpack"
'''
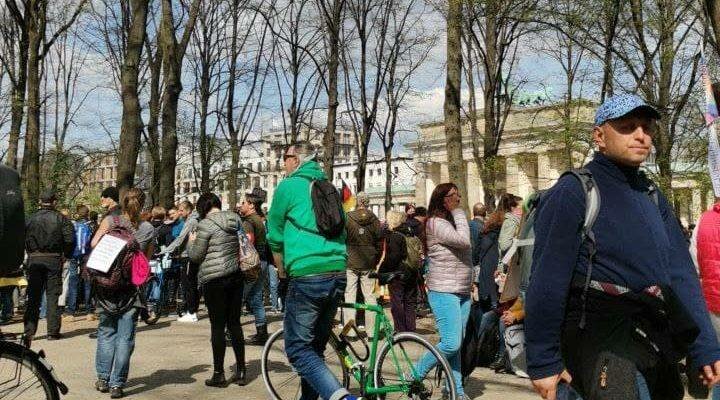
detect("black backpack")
[302,177,345,239]
[0,166,25,276]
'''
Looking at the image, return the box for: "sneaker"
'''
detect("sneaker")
[177,313,198,322]
[109,386,124,398]
[94,379,109,393]
[514,369,530,379]
[47,333,64,341]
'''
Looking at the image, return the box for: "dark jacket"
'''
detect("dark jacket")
[346,208,382,272]
[0,166,24,274]
[379,230,408,274]
[405,217,422,237]
[525,152,720,380]
[469,218,484,266]
[188,211,240,285]
[25,207,75,259]
[476,225,500,306]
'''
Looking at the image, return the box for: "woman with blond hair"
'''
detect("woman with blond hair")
[90,188,155,399]
[379,211,419,332]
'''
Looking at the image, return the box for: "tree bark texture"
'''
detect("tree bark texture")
[320,0,343,180]
[21,0,44,209]
[158,0,201,209]
[116,0,149,199]
[444,0,467,210]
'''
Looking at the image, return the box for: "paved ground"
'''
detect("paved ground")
[2,308,540,400]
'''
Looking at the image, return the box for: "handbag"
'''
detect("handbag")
[237,221,261,281]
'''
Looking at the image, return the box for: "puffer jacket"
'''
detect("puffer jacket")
[425,208,473,295]
[346,208,382,271]
[697,204,720,313]
[188,211,240,285]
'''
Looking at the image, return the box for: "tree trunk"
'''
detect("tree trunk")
[321,0,342,180]
[199,67,211,193]
[444,0,467,210]
[116,0,149,199]
[21,0,44,210]
[147,38,163,206]
[158,0,201,209]
[384,150,392,213]
[481,0,500,208]
[707,0,720,56]
[6,41,27,170]
[600,0,619,101]
[226,1,240,208]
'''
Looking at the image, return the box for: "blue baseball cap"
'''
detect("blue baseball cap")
[594,94,660,126]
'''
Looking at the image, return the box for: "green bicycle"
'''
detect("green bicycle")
[261,301,457,400]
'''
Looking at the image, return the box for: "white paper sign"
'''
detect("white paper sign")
[86,235,128,273]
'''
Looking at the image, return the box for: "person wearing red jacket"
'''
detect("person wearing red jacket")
[696,201,720,400]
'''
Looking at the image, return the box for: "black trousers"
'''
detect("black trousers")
[180,260,200,314]
[204,273,245,373]
[24,257,63,337]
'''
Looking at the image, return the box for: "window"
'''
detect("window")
[337,173,342,180]
[369,169,373,177]
[377,169,382,176]
[394,166,399,175]
[219,180,225,191]
[345,172,349,179]
[183,182,190,194]
[257,162,263,172]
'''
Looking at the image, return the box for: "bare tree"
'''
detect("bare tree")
[1,2,27,169]
[189,0,223,193]
[259,0,324,145]
[375,0,435,211]
[224,0,269,207]
[464,0,535,208]
[341,0,395,192]
[16,0,87,207]
[158,0,201,209]
[315,0,344,179]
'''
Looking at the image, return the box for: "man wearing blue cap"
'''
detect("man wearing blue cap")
[525,94,720,399]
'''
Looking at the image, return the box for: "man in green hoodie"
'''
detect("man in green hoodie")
[267,142,354,400]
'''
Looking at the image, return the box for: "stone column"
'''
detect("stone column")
[505,157,520,196]
[692,188,702,223]
[466,160,484,209]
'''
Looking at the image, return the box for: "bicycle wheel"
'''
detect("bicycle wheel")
[373,332,457,400]
[0,341,60,400]
[262,328,350,400]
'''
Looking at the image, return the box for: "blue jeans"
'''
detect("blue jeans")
[65,260,79,312]
[416,291,471,396]
[244,261,268,327]
[96,308,138,388]
[284,272,349,400]
[714,383,720,400]
[147,268,164,306]
[268,263,280,310]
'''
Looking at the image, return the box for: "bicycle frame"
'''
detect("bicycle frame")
[334,303,422,397]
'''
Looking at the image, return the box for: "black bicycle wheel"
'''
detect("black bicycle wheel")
[261,328,350,400]
[0,341,60,400]
[373,332,457,400]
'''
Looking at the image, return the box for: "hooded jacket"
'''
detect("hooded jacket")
[267,160,347,278]
[697,204,720,313]
[188,211,240,285]
[345,208,382,272]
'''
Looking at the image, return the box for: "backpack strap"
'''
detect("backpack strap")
[561,168,600,330]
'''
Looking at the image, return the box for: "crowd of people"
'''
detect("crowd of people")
[4,92,720,400]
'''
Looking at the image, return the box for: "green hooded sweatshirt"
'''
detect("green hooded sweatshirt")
[267,160,347,277]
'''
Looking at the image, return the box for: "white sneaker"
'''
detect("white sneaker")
[177,313,198,322]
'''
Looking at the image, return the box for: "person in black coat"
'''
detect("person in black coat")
[379,211,419,332]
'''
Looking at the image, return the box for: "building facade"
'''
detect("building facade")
[411,103,710,225]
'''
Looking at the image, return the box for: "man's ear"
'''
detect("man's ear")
[593,125,604,149]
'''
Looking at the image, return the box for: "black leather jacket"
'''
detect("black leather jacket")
[25,207,75,258]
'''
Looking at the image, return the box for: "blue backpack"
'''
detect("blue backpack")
[72,220,93,259]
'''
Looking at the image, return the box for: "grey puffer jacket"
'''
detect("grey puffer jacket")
[188,211,240,285]
[425,208,473,295]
